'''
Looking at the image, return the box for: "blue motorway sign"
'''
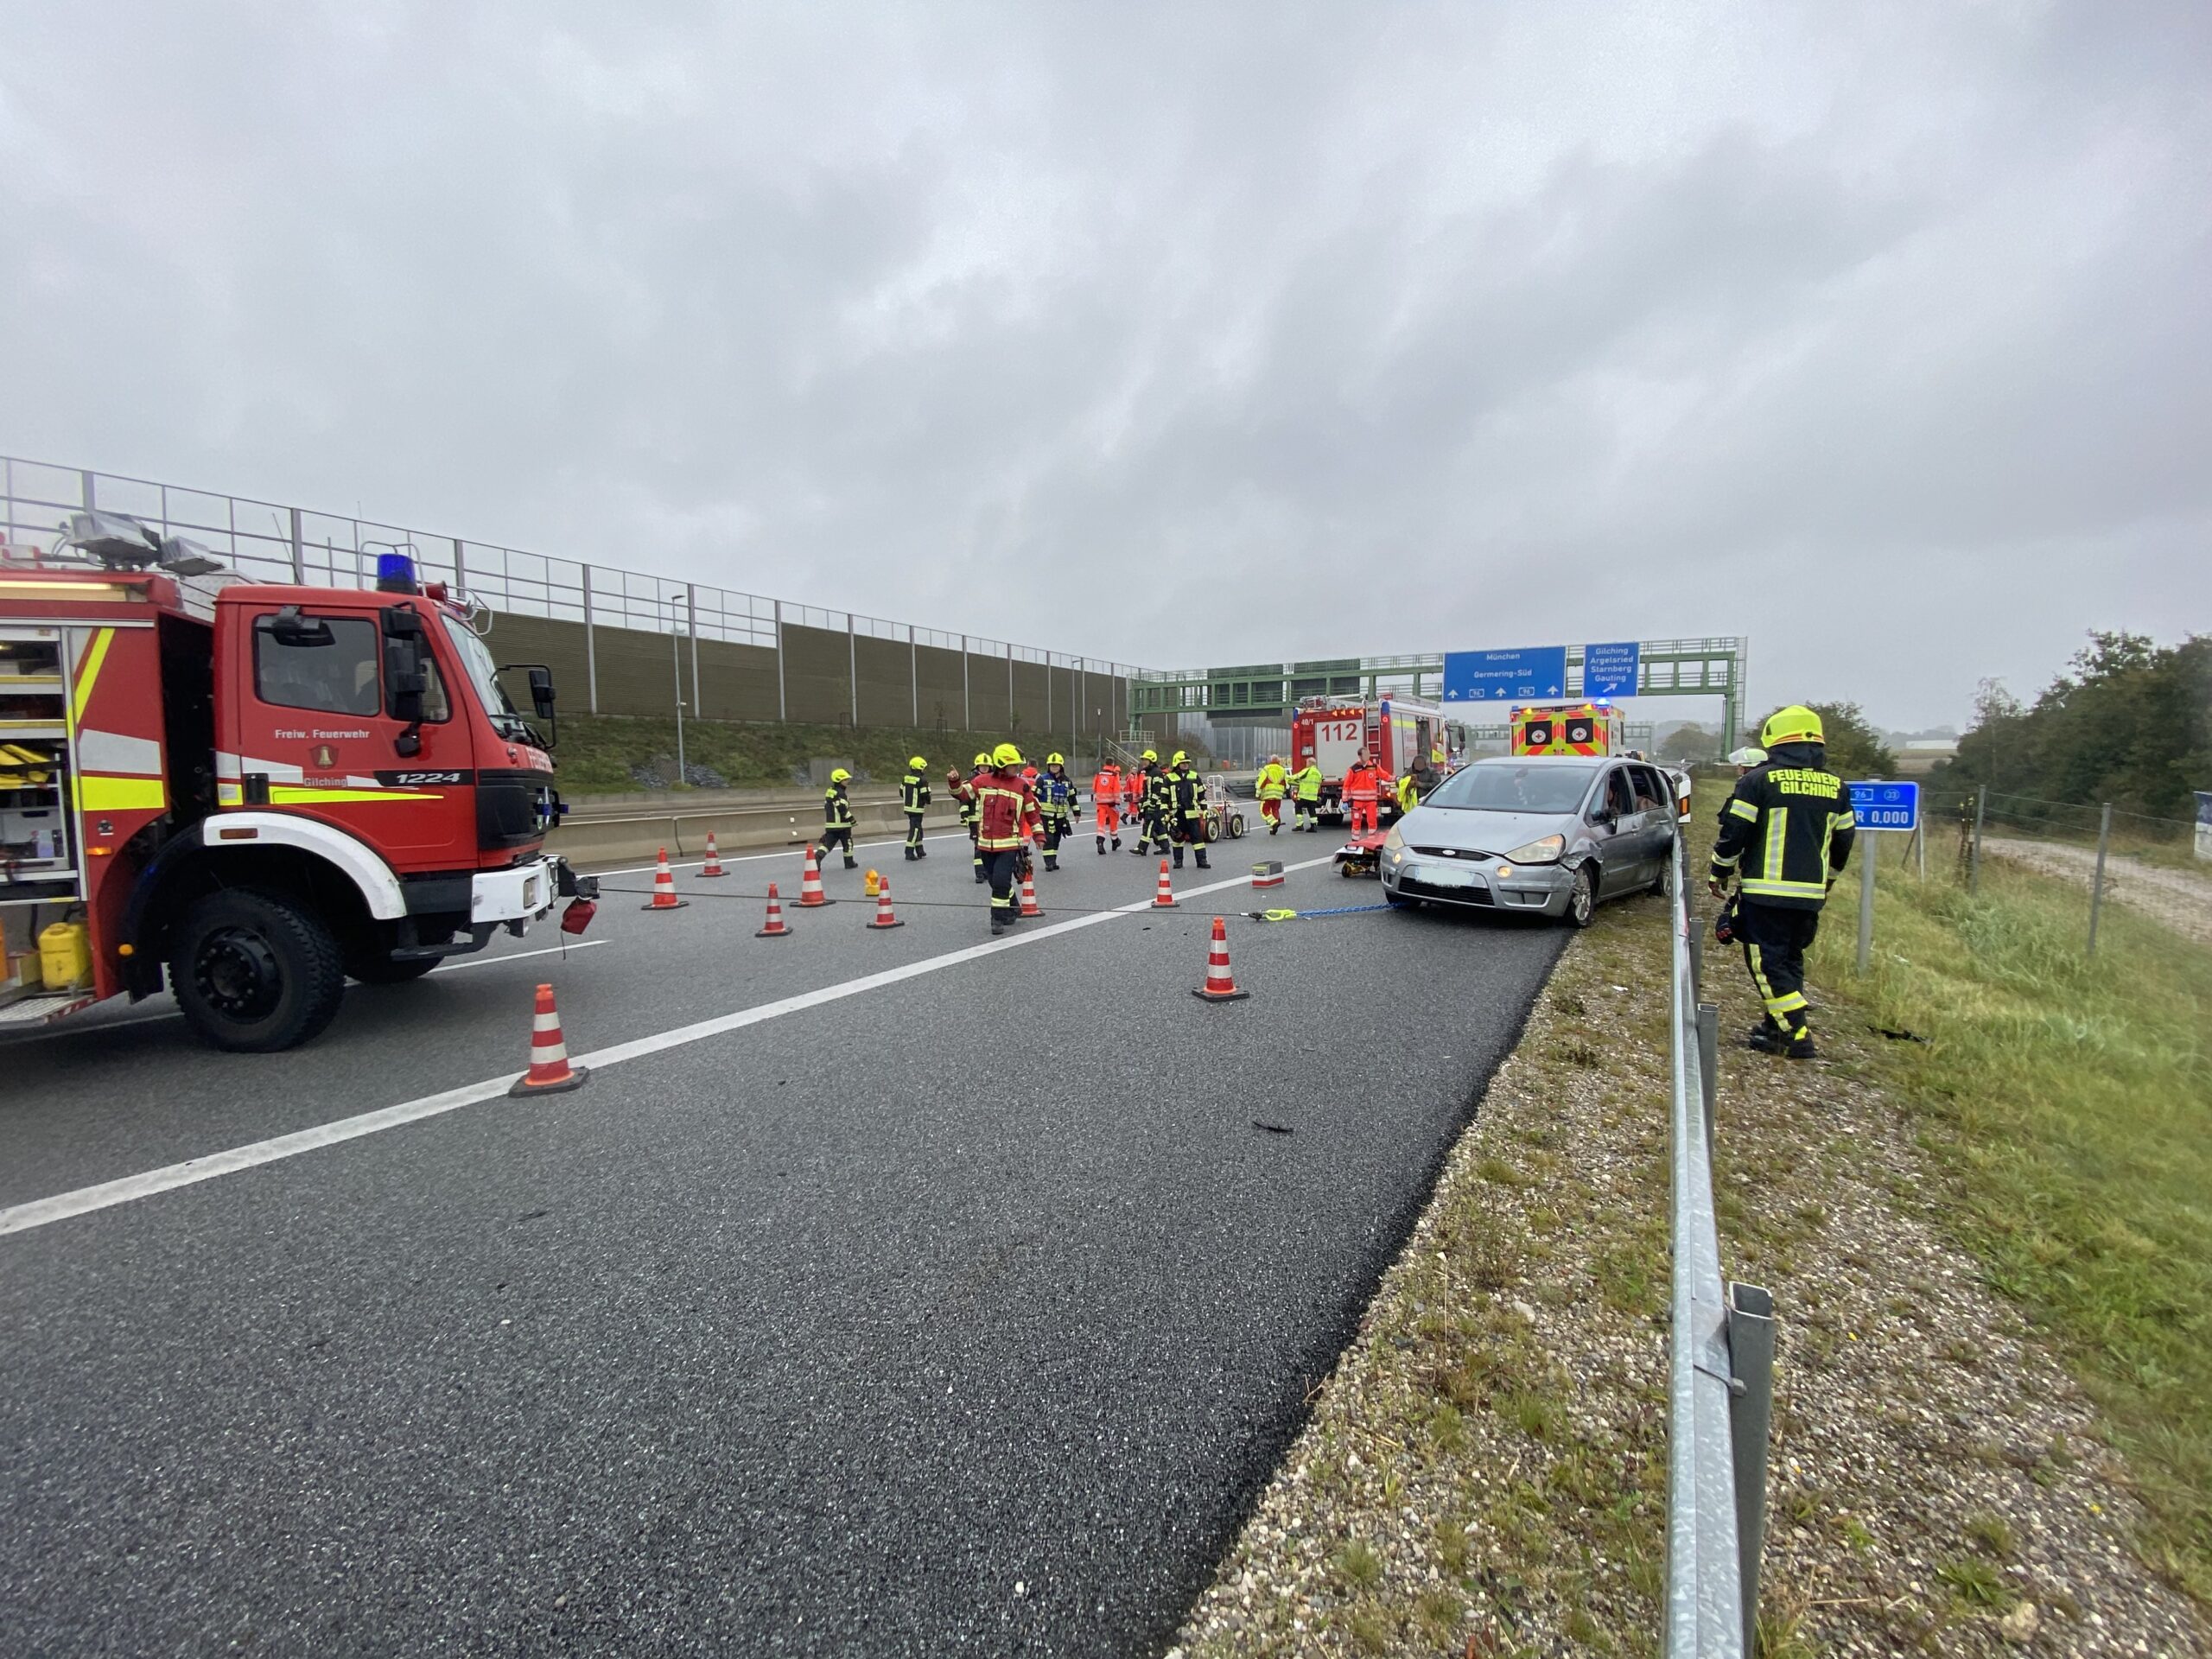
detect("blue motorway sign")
[1581,640,1641,698]
[1848,780,1919,832]
[1441,645,1568,702]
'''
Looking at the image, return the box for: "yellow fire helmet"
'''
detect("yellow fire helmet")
[973,752,992,768]
[993,741,1023,768]
[1759,705,1825,749]
[1171,749,1188,766]
[1046,752,1064,766]
[830,767,851,783]
[1141,749,1158,762]
[908,754,927,771]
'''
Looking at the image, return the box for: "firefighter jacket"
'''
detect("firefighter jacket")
[1091,768,1122,809]
[1293,763,1324,802]
[1342,765,1379,803]
[1708,742,1856,910]
[823,784,855,830]
[1255,761,1287,800]
[950,766,1036,850]
[1171,764,1205,820]
[900,770,931,812]
[1138,766,1171,819]
[1035,772,1076,822]
[959,769,985,826]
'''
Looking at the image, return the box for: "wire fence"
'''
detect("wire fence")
[0,454,1151,680]
[1948,786,2212,952]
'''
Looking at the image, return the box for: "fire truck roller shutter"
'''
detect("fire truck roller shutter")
[206,813,409,919]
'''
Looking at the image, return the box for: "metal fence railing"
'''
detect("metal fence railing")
[0,454,1151,684]
[1955,785,2210,952]
[1665,831,1775,1657]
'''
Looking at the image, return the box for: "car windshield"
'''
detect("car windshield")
[440,614,527,735]
[1423,763,1596,814]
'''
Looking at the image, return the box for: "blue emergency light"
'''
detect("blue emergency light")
[374,550,420,594]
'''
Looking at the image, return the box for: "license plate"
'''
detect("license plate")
[1418,862,1479,888]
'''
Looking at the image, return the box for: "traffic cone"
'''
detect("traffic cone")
[509,982,588,1094]
[1152,860,1179,908]
[866,878,905,930]
[756,883,793,938]
[642,847,689,911]
[1019,871,1044,917]
[1191,916,1249,1003]
[699,831,727,877]
[797,846,834,906]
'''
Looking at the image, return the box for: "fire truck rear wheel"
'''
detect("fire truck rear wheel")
[170,888,347,1052]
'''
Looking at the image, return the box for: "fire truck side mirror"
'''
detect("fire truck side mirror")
[268,606,334,648]
[381,605,429,755]
[525,667,556,719]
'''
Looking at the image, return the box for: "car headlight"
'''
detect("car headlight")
[1503,833,1564,864]
[1382,825,1404,853]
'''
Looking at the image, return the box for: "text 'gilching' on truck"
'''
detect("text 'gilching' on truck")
[0,513,597,1051]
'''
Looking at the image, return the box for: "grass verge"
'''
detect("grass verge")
[1807,841,2212,1600]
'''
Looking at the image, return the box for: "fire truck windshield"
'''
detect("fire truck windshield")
[440,614,528,737]
[1426,761,1597,814]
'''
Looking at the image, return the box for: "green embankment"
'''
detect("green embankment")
[546,713,1131,795]
[1808,842,2212,1599]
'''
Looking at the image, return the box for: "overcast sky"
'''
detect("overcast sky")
[4,2,2207,729]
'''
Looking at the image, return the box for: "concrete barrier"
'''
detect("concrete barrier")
[552,786,965,869]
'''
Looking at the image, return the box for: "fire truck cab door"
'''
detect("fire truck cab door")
[226,600,475,865]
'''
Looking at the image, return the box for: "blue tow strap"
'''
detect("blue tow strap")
[1245,903,1395,921]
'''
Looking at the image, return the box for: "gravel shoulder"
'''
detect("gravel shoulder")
[1982,837,2212,946]
[1171,881,2210,1657]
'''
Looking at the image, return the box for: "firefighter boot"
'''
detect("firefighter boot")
[843,856,858,871]
[1172,847,1185,869]
[1044,855,1058,873]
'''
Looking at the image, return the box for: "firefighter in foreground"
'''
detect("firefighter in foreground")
[950,744,1039,934]
[1292,757,1324,830]
[1034,753,1077,871]
[822,767,859,869]
[1707,706,1855,1060]
[1169,750,1211,870]
[1129,749,1168,855]
[1090,759,1124,853]
[900,755,931,860]
[1254,753,1289,835]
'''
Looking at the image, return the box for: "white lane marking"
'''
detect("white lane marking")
[0,858,1336,1237]
[0,940,613,1049]
[591,830,967,878]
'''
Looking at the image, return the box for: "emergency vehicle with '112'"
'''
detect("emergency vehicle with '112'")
[1289,692,1465,822]
[0,514,597,1051]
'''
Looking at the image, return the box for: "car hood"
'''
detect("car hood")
[1397,805,1573,856]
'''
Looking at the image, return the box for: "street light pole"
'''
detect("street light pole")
[666,595,687,785]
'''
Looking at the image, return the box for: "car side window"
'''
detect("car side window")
[1607,769,1637,818]
[1631,765,1667,810]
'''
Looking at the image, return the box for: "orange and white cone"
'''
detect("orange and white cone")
[1192,916,1249,1002]
[756,882,793,938]
[1152,859,1179,908]
[642,846,689,911]
[1019,872,1044,917]
[866,878,905,930]
[797,846,834,906]
[509,982,588,1094]
[700,831,727,877]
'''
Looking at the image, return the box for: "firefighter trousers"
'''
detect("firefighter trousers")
[980,847,1020,925]
[1137,809,1171,852]
[1737,900,1821,1036]
[904,811,926,857]
[1039,814,1069,868]
[821,826,855,866]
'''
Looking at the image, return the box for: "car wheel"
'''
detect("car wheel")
[1653,853,1676,898]
[1563,864,1598,928]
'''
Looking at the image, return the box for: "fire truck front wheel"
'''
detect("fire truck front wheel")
[170,888,347,1052]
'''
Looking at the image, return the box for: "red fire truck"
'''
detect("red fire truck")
[0,515,595,1051]
[1289,692,1464,821]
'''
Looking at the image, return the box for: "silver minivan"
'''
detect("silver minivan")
[1382,754,1678,925]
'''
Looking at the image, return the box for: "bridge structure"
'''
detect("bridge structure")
[1129,637,1751,752]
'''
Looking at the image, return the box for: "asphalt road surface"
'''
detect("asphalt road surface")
[1,823,1573,1656]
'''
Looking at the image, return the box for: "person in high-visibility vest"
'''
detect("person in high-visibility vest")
[1254,753,1289,836]
[1090,760,1124,854]
[1342,753,1381,835]
[1034,753,1077,872]
[963,751,991,883]
[950,743,1039,935]
[899,755,931,861]
[1292,760,1324,831]
[1168,750,1210,870]
[822,768,858,869]
[1130,749,1170,855]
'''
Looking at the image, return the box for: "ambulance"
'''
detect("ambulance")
[1510,701,1622,759]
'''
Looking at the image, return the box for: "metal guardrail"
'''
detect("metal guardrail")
[1664,832,1775,1657]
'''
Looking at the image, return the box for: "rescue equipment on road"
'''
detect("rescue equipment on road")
[867,880,904,930]
[1019,871,1044,917]
[509,982,588,1096]
[1250,861,1284,889]
[699,831,727,876]
[798,847,834,906]
[756,883,793,938]
[1152,860,1179,908]
[1192,916,1249,1002]
[863,868,883,897]
[643,847,689,911]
